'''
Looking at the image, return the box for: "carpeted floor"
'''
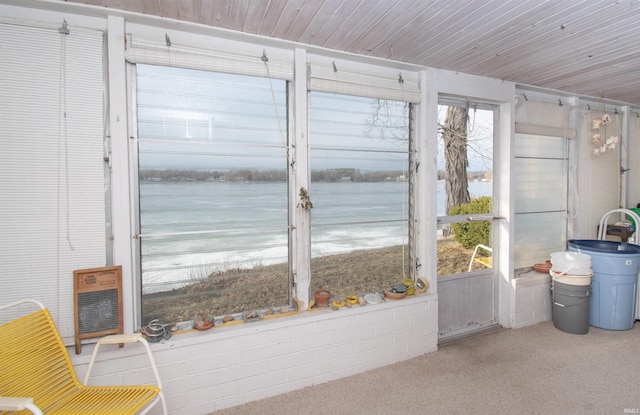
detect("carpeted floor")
[211,320,640,414]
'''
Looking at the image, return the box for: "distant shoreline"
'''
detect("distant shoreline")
[139,168,492,183]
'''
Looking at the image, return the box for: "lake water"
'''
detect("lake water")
[139,180,492,292]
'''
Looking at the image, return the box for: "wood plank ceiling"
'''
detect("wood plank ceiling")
[65,0,640,105]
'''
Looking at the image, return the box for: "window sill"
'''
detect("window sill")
[165,292,435,345]
[71,291,437,364]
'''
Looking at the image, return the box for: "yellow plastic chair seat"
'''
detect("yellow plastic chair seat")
[467,244,493,272]
[42,386,160,415]
[1,301,164,415]
[474,257,492,268]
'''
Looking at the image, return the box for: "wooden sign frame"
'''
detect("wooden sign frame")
[73,265,123,354]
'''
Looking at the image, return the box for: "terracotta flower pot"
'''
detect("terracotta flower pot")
[314,289,331,307]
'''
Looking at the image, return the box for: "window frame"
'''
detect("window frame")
[307,91,416,296]
[435,97,498,277]
[128,64,293,327]
[122,43,424,328]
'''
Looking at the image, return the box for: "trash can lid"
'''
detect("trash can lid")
[568,239,640,254]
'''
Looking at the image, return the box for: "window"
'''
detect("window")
[513,96,575,266]
[436,100,494,276]
[309,92,413,297]
[134,65,289,325]
[514,133,568,266]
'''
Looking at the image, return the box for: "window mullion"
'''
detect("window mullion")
[291,48,312,310]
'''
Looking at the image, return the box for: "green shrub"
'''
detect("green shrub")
[449,196,492,249]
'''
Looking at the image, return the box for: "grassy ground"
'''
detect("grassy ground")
[142,237,479,324]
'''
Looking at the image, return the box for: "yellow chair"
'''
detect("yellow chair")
[468,244,493,272]
[0,299,167,415]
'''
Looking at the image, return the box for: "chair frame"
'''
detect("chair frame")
[468,244,493,272]
[0,299,168,415]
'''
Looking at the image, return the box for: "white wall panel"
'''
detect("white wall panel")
[626,114,640,208]
[571,108,622,238]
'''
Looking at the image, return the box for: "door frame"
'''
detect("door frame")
[435,99,500,341]
[415,70,515,341]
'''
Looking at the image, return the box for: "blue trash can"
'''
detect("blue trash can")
[568,240,640,330]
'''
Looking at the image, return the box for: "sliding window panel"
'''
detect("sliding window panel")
[514,158,567,213]
[309,92,412,299]
[515,211,567,266]
[135,65,289,325]
[514,133,568,267]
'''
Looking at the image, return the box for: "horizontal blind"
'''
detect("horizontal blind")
[308,54,421,103]
[126,38,294,80]
[515,97,576,138]
[0,22,106,344]
[515,122,576,139]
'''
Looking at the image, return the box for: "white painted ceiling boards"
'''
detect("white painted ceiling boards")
[64,0,640,105]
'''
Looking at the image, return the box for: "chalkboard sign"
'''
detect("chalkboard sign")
[73,266,122,354]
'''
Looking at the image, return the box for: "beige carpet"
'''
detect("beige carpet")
[212,320,640,414]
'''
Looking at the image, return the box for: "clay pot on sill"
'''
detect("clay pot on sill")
[314,289,331,308]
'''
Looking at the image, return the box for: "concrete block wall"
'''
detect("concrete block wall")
[513,269,552,328]
[72,294,438,414]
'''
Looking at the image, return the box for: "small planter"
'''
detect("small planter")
[314,289,331,307]
[384,285,406,300]
[193,314,215,331]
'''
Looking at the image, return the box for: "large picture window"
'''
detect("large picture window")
[309,92,413,298]
[134,65,289,325]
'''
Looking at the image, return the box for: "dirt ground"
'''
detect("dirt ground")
[142,237,479,324]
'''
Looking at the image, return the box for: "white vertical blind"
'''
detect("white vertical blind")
[0,22,106,343]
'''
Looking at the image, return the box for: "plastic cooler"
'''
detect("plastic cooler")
[568,239,640,330]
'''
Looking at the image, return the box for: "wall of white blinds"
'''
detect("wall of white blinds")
[308,54,421,103]
[125,37,294,80]
[0,22,106,343]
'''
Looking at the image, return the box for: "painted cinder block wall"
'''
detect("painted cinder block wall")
[513,272,553,329]
[72,295,438,414]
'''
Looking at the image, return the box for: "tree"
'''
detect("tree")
[449,196,492,248]
[442,106,470,214]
